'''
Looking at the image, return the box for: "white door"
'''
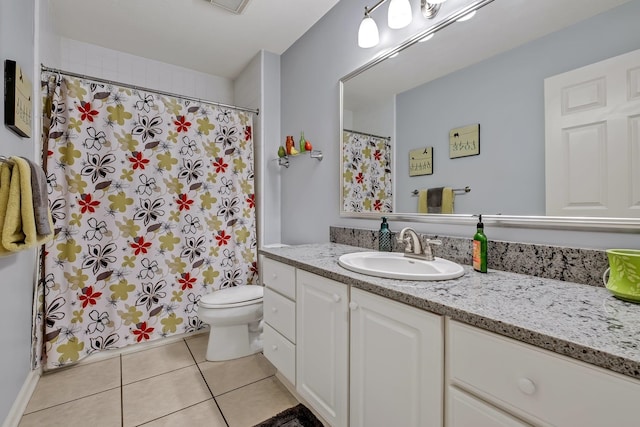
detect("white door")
[350,288,443,427]
[545,48,640,217]
[296,270,348,427]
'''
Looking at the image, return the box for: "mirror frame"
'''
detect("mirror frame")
[339,0,640,233]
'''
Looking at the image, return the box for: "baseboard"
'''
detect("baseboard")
[274,372,330,427]
[1,369,41,427]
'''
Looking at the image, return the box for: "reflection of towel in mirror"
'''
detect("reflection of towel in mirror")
[418,187,454,214]
[22,157,52,235]
[1,156,54,254]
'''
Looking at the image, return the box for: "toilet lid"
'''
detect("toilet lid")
[199,286,264,308]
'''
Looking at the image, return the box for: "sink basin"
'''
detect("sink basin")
[338,251,464,281]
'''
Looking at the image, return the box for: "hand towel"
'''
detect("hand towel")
[1,157,54,253]
[419,187,455,214]
[0,162,14,256]
[22,157,52,235]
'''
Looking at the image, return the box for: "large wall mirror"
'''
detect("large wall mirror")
[340,0,640,230]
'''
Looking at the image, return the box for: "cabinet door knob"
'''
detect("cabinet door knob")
[271,273,277,280]
[332,293,341,302]
[349,301,358,310]
[271,307,278,313]
[517,377,536,395]
[272,345,278,351]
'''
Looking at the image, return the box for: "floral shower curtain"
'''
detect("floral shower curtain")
[342,130,393,213]
[35,73,257,370]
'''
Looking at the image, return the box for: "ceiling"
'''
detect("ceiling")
[50,0,340,80]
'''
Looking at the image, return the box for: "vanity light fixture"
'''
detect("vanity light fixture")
[358,0,448,48]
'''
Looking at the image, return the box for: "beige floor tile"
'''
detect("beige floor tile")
[19,388,121,427]
[198,353,276,396]
[142,399,227,427]
[216,376,298,427]
[185,333,208,363]
[25,357,121,413]
[122,365,212,427]
[122,340,195,384]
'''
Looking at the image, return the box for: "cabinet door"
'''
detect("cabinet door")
[350,288,443,427]
[447,387,530,427]
[296,270,349,427]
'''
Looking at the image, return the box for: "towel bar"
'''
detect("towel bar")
[411,186,470,196]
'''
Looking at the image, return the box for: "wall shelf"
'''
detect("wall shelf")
[276,150,323,168]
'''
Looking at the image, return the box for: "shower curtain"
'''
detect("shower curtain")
[342,130,393,213]
[35,73,257,370]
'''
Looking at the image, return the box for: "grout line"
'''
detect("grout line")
[123,364,197,387]
[214,374,277,398]
[134,398,214,426]
[185,338,230,427]
[120,355,124,427]
[22,385,122,416]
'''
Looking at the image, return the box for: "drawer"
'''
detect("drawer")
[262,257,296,300]
[447,386,529,427]
[263,323,295,385]
[264,287,296,343]
[448,320,640,427]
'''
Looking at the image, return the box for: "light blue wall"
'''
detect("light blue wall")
[279,0,640,248]
[395,0,640,214]
[0,0,38,422]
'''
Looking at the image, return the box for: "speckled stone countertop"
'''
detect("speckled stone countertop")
[259,243,640,380]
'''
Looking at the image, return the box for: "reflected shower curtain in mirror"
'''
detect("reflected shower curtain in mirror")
[35,73,257,370]
[342,130,393,213]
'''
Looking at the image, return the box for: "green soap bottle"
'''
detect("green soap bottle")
[473,215,487,273]
[299,132,307,152]
[379,217,392,252]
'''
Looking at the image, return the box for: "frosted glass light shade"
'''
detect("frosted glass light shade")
[388,0,412,29]
[429,0,448,4]
[358,16,379,48]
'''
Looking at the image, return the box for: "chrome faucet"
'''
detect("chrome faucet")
[398,227,442,261]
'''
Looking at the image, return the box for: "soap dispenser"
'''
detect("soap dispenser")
[473,215,487,273]
[379,217,392,252]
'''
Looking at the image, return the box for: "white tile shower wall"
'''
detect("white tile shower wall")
[60,37,234,104]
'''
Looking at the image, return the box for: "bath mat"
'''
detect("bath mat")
[253,403,324,427]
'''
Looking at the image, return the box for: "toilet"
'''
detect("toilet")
[196,285,264,361]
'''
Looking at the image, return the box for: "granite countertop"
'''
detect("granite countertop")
[259,243,640,380]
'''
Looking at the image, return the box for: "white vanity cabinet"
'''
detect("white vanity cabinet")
[349,288,444,427]
[447,320,640,427]
[262,257,297,384]
[296,270,349,427]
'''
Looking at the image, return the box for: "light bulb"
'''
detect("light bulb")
[358,15,379,48]
[457,10,476,22]
[388,0,412,29]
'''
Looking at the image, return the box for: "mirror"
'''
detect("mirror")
[341,0,640,227]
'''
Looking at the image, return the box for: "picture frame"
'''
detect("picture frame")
[449,123,479,159]
[4,60,32,138]
[409,147,433,176]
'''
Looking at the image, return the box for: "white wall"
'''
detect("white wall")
[279,0,640,249]
[0,0,38,422]
[58,37,234,103]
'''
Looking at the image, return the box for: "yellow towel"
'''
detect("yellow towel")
[418,190,428,214]
[418,187,455,214]
[1,157,54,253]
[0,162,14,256]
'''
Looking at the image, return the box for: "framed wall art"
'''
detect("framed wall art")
[449,123,479,159]
[409,146,433,176]
[4,60,32,138]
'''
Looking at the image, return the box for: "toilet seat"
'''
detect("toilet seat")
[199,285,263,309]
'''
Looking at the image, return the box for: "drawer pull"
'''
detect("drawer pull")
[332,293,341,303]
[349,301,358,310]
[517,377,536,395]
[272,345,278,351]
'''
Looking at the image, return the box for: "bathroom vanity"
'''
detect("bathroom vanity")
[260,243,640,427]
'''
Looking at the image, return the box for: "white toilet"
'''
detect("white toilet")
[196,285,264,361]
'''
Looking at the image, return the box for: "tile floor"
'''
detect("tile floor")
[19,333,299,427]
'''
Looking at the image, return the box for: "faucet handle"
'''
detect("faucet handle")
[397,236,412,251]
[423,238,442,247]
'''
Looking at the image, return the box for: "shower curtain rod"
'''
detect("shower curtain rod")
[40,65,260,116]
[344,128,391,141]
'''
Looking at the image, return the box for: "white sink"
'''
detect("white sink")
[338,251,464,281]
